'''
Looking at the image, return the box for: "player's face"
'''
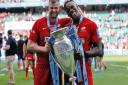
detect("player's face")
[64,1,80,19]
[49,1,60,19]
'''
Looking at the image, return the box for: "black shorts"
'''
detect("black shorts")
[17,54,25,60]
[0,48,1,57]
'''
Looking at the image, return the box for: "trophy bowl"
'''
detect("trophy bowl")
[51,27,76,78]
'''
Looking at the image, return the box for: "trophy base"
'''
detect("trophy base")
[69,76,77,85]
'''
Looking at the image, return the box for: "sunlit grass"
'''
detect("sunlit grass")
[0,55,128,85]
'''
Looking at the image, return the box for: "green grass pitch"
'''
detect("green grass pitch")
[0,55,128,85]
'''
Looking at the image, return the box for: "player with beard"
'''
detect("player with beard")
[27,0,71,85]
[64,0,104,85]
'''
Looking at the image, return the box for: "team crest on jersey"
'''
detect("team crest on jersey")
[42,27,46,30]
[30,30,35,34]
[80,26,86,32]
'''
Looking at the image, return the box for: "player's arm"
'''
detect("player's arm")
[27,18,51,54]
[27,40,51,54]
[23,43,27,58]
[3,44,10,50]
[85,20,104,57]
[3,38,10,50]
[85,42,104,57]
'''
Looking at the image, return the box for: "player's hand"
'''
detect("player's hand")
[74,51,82,60]
[48,36,55,45]
[44,43,52,53]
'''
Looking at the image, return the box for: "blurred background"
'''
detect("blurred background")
[0,0,128,85]
[0,0,128,55]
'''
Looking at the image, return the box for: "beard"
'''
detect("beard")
[50,12,58,19]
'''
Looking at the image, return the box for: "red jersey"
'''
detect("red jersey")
[25,53,35,60]
[29,17,71,85]
[77,17,101,85]
[29,17,71,64]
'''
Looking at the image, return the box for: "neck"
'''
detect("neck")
[50,18,56,22]
[73,15,80,24]
[8,35,12,36]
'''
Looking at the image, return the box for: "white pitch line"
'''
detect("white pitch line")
[0,74,5,76]
[110,64,128,70]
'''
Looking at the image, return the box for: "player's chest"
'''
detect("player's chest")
[38,23,62,38]
[78,25,91,40]
[38,26,50,37]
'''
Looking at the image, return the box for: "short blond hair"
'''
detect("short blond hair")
[49,0,59,3]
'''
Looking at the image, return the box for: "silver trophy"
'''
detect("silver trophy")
[51,27,76,85]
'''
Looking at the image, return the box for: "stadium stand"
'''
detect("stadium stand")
[0,0,128,55]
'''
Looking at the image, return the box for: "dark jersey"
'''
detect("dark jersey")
[6,36,17,56]
[17,39,24,55]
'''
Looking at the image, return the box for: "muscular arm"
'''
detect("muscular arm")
[85,42,104,57]
[27,40,51,54]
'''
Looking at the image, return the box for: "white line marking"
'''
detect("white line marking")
[110,64,128,70]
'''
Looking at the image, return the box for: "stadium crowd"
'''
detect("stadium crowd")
[0,0,24,3]
[0,8,128,49]
[87,11,128,49]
